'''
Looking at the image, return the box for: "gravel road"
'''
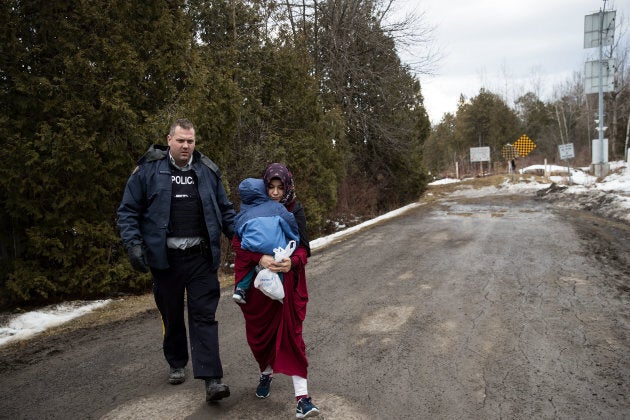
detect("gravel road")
[0,187,628,419]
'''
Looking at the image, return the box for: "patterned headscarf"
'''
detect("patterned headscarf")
[263,163,296,206]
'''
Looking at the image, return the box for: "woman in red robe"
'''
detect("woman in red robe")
[232,163,320,419]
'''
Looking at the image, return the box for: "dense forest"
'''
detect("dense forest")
[1,1,628,309]
[0,1,431,308]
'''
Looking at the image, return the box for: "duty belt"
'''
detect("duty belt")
[166,243,205,257]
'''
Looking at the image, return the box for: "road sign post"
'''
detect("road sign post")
[584,6,615,177]
[559,143,575,185]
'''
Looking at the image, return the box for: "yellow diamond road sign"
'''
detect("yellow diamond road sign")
[513,134,536,157]
[501,143,518,160]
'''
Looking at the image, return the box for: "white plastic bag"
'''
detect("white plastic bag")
[253,240,297,302]
[253,268,285,301]
[273,240,296,262]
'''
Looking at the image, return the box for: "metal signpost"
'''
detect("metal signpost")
[558,143,575,185]
[584,4,615,177]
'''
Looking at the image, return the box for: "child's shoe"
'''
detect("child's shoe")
[232,287,247,304]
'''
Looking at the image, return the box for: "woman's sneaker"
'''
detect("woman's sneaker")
[255,373,272,398]
[232,287,247,304]
[296,397,320,418]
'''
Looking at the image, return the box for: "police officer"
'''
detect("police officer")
[117,118,235,403]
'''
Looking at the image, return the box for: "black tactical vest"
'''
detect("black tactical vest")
[168,167,206,238]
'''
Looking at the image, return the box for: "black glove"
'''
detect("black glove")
[127,245,149,273]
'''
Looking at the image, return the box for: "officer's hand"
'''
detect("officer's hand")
[128,245,149,273]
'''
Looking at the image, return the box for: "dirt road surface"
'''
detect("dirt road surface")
[1,186,629,419]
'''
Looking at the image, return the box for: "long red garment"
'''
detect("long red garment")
[232,236,309,377]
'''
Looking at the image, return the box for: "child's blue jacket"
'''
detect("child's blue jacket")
[234,178,299,255]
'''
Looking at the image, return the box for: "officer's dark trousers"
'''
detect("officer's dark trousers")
[152,250,223,379]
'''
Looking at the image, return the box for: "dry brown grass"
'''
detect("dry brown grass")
[422,174,508,200]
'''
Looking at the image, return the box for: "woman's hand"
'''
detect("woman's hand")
[259,254,292,273]
[271,257,292,273]
[259,255,275,269]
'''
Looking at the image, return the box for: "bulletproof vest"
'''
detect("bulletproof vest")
[168,167,206,238]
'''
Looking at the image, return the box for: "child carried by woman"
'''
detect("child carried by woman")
[232,177,299,304]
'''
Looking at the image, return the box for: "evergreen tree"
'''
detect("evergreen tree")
[0,0,434,308]
[190,1,346,235]
[455,89,522,166]
[423,113,458,177]
[515,92,557,161]
[0,0,198,306]
[317,0,430,211]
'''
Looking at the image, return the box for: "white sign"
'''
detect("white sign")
[584,11,616,49]
[470,147,491,162]
[585,59,615,94]
[558,143,575,160]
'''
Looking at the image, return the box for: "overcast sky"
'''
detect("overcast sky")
[391,0,630,123]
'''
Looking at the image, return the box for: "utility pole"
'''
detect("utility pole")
[584,1,616,177]
[597,3,605,172]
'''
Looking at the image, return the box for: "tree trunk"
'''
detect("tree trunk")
[625,111,630,161]
[555,104,566,144]
[611,92,618,158]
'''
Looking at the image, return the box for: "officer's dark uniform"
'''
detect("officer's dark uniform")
[117,144,235,382]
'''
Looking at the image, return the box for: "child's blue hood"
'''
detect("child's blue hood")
[238,178,270,210]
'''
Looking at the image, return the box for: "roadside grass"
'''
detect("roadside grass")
[423,174,507,199]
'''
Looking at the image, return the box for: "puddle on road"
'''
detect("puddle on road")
[432,208,509,218]
[433,199,543,219]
